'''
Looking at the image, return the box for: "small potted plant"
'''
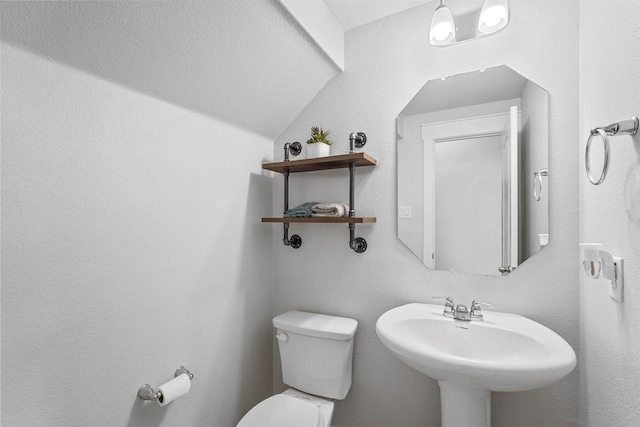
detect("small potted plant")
[306,126,332,158]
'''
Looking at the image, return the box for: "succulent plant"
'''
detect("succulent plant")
[306,126,333,145]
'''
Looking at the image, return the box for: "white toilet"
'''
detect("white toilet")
[237,310,358,427]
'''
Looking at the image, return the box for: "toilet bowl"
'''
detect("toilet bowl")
[236,310,358,427]
[237,388,334,427]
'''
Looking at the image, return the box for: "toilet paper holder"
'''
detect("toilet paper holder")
[137,366,194,401]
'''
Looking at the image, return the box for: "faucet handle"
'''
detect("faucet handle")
[470,300,494,319]
[432,297,455,314]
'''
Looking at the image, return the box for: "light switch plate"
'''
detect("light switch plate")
[399,205,412,219]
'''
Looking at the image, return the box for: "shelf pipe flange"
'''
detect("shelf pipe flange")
[283,141,302,161]
[349,132,367,153]
[289,234,302,249]
[282,223,302,249]
[349,233,367,253]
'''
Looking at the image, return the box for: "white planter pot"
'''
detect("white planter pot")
[306,142,331,158]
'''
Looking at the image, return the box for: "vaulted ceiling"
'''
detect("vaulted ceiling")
[1,1,339,139]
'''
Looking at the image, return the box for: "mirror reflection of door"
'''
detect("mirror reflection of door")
[422,109,518,275]
[397,65,549,276]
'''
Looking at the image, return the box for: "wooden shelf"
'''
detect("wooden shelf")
[262,152,377,174]
[262,147,376,253]
[262,217,376,224]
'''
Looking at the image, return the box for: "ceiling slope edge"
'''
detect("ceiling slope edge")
[276,0,345,71]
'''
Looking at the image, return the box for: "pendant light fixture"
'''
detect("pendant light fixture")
[429,0,456,46]
[477,0,509,34]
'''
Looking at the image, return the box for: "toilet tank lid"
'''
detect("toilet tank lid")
[273,311,358,341]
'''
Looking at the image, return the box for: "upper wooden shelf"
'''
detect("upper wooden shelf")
[262,152,377,174]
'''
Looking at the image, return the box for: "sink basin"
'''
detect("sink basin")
[376,303,576,426]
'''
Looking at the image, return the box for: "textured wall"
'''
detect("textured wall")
[1,0,337,139]
[273,1,580,426]
[1,43,274,426]
[579,0,640,425]
[0,1,348,425]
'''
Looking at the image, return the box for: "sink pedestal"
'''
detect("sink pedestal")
[439,381,490,427]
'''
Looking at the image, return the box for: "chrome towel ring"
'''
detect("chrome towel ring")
[586,128,610,185]
[533,168,548,201]
[585,117,638,185]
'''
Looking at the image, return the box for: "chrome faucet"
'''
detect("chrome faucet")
[469,300,495,321]
[454,304,470,320]
[433,297,494,321]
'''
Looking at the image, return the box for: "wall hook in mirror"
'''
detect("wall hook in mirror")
[533,168,548,201]
[585,116,638,185]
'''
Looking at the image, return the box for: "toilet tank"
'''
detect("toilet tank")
[273,311,358,400]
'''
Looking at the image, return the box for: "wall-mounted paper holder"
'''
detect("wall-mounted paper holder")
[137,366,194,403]
[580,243,624,302]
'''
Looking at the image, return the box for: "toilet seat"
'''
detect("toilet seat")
[236,394,321,427]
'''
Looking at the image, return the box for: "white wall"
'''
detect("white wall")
[11,1,640,426]
[397,114,425,262]
[1,44,274,426]
[0,0,348,424]
[273,1,580,426]
[579,0,640,425]
[1,0,338,140]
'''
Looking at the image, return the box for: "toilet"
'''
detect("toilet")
[237,310,358,427]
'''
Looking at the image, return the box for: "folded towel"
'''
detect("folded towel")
[284,202,318,218]
[311,202,349,218]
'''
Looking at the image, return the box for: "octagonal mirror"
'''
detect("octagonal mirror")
[397,65,549,276]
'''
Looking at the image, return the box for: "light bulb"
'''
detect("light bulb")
[429,1,456,46]
[481,6,506,27]
[478,0,509,34]
[432,22,454,42]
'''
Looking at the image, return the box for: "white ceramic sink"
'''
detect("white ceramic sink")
[376,303,576,426]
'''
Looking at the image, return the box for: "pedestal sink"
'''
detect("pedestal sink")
[375,303,576,427]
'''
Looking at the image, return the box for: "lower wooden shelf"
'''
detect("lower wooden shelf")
[262,217,376,224]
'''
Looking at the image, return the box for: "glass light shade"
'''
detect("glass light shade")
[478,0,509,34]
[429,4,456,46]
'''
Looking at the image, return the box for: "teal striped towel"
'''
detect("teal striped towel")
[284,202,318,218]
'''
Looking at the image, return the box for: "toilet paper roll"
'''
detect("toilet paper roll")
[157,373,191,407]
